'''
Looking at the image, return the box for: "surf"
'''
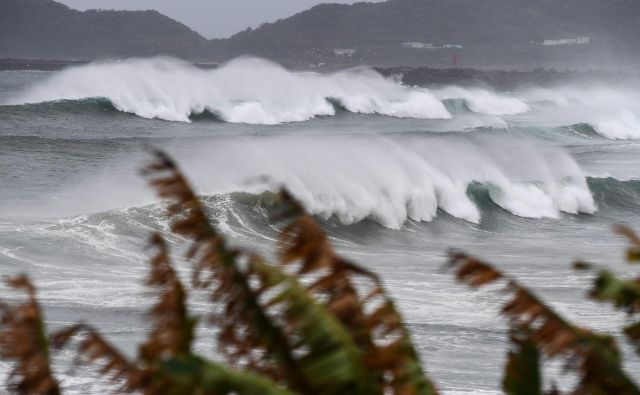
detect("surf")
[5,57,453,124]
[6,134,597,229]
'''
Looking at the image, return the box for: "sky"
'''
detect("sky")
[57,0,382,39]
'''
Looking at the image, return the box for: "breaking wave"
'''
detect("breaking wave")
[4,56,538,125]
[593,110,640,140]
[43,134,595,230]
[520,85,640,140]
[6,57,452,124]
[44,176,636,247]
[4,56,639,140]
[434,86,530,115]
[209,175,637,233]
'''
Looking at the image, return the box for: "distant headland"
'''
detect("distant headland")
[2,0,640,70]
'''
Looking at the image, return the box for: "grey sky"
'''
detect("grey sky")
[57,0,381,39]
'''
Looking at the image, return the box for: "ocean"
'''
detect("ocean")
[1,56,639,394]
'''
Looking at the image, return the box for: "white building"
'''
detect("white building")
[542,36,591,46]
[333,48,357,57]
[401,42,463,49]
[401,42,436,49]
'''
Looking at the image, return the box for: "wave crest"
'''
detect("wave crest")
[521,86,640,140]
[7,56,640,141]
[434,86,530,115]
[7,57,453,124]
[165,135,596,229]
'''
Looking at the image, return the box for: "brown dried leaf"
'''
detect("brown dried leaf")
[52,324,144,392]
[277,193,438,395]
[0,276,60,395]
[449,251,640,395]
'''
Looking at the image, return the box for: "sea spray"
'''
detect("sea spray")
[7,56,640,141]
[8,57,452,123]
[434,86,530,116]
[518,85,640,140]
[24,134,595,229]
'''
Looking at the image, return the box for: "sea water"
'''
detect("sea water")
[1,57,640,394]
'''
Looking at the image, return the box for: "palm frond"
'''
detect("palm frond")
[577,227,640,354]
[502,328,541,395]
[51,324,144,392]
[449,251,640,395]
[616,225,640,262]
[0,276,60,395]
[589,270,640,315]
[142,150,311,391]
[277,192,438,395]
[143,150,382,394]
[154,355,297,395]
[139,234,196,362]
[51,234,196,393]
[52,232,298,395]
[249,257,380,395]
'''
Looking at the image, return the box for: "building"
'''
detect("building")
[401,42,436,49]
[542,36,591,46]
[333,48,357,57]
[401,42,463,49]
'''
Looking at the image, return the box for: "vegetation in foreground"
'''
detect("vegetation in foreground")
[1,151,640,395]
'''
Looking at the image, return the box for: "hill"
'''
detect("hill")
[0,0,207,59]
[216,0,640,68]
[2,0,640,69]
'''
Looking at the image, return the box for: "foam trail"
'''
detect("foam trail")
[8,57,451,124]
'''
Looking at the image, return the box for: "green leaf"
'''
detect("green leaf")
[253,259,382,395]
[155,356,298,395]
[502,329,541,395]
[591,270,640,314]
[624,321,640,354]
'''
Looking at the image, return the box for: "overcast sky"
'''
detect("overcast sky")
[58,0,381,39]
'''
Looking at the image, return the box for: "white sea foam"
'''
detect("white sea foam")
[434,86,530,115]
[144,135,597,228]
[15,134,594,229]
[6,56,640,141]
[0,136,596,229]
[518,85,640,140]
[9,57,452,123]
[594,110,640,140]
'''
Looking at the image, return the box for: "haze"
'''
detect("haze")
[57,0,383,38]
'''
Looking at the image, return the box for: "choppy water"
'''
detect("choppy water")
[1,57,640,394]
